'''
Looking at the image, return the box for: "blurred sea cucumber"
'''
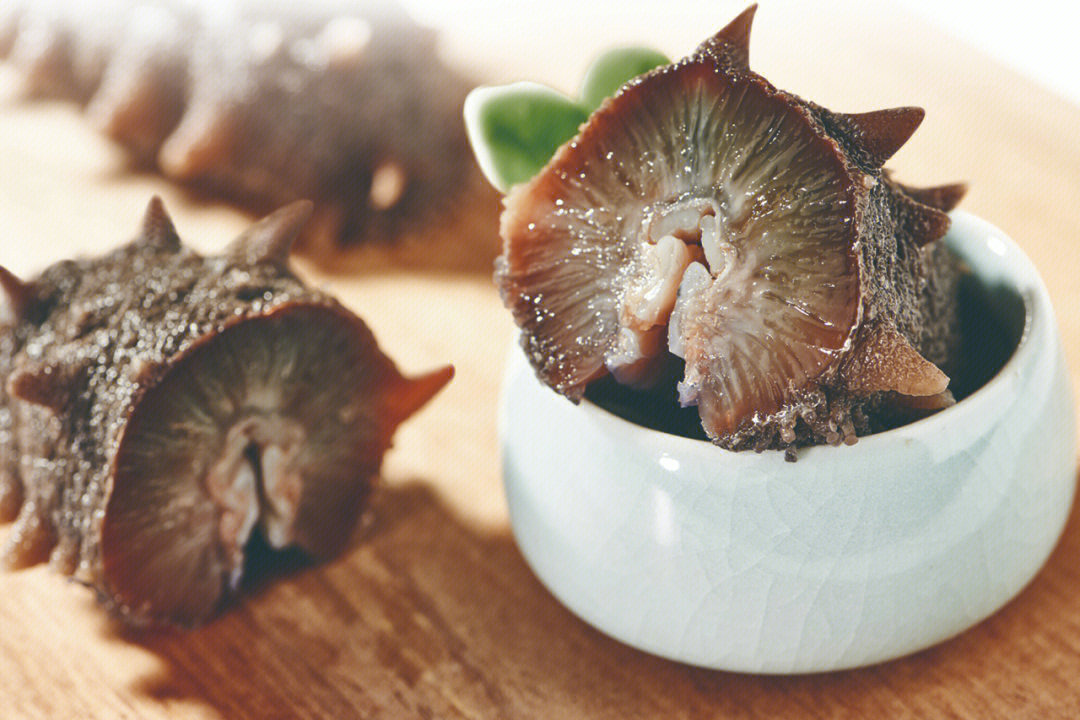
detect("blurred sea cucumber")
[0,0,498,269]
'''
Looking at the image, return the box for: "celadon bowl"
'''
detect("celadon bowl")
[499,211,1077,673]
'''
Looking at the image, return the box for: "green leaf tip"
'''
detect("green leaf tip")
[464,83,588,194]
[463,47,669,193]
[580,47,670,112]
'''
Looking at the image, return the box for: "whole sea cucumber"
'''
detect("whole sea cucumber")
[0,0,494,262]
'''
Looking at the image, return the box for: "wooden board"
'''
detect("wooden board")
[1,2,1079,717]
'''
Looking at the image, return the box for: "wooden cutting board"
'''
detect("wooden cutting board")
[1,2,1078,717]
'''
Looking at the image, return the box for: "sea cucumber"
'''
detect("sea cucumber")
[0,0,489,260]
[476,6,966,453]
[0,197,452,625]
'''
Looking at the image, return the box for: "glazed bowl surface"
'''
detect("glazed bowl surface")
[499,211,1077,673]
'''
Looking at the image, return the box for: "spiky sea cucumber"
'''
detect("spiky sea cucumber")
[0,0,490,260]
[0,197,452,625]
[490,6,966,453]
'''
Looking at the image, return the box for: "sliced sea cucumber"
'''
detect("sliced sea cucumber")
[0,197,452,625]
[494,6,966,453]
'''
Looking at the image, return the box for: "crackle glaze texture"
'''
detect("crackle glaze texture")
[0,198,451,626]
[496,6,967,453]
[501,211,1077,673]
[0,0,486,258]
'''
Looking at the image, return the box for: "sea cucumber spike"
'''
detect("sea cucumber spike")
[381,365,455,430]
[82,2,192,165]
[226,200,315,267]
[0,470,21,522]
[0,265,34,325]
[6,358,87,412]
[841,324,949,397]
[699,4,756,70]
[87,68,181,164]
[895,181,968,213]
[2,501,56,570]
[157,106,236,181]
[138,195,181,252]
[49,533,79,576]
[833,107,925,168]
[887,179,953,247]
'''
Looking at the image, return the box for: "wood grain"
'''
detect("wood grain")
[1,2,1079,718]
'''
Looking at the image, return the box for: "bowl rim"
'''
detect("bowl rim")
[545,210,1057,462]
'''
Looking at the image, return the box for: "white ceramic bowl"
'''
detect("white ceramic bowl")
[499,211,1077,673]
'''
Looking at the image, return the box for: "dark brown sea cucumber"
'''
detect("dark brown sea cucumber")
[494,6,965,453]
[0,197,452,625]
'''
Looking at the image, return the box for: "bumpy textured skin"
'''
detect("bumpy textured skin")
[0,0,488,260]
[0,198,452,625]
[496,5,965,454]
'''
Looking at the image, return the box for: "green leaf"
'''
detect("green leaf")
[464,82,589,193]
[580,47,670,112]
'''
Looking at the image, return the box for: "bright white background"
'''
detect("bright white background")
[895,0,1080,106]
[401,0,1080,107]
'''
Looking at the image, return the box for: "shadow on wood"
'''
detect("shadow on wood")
[97,163,504,279]
[103,469,1080,719]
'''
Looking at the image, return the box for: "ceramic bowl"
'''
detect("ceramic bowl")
[499,211,1077,673]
